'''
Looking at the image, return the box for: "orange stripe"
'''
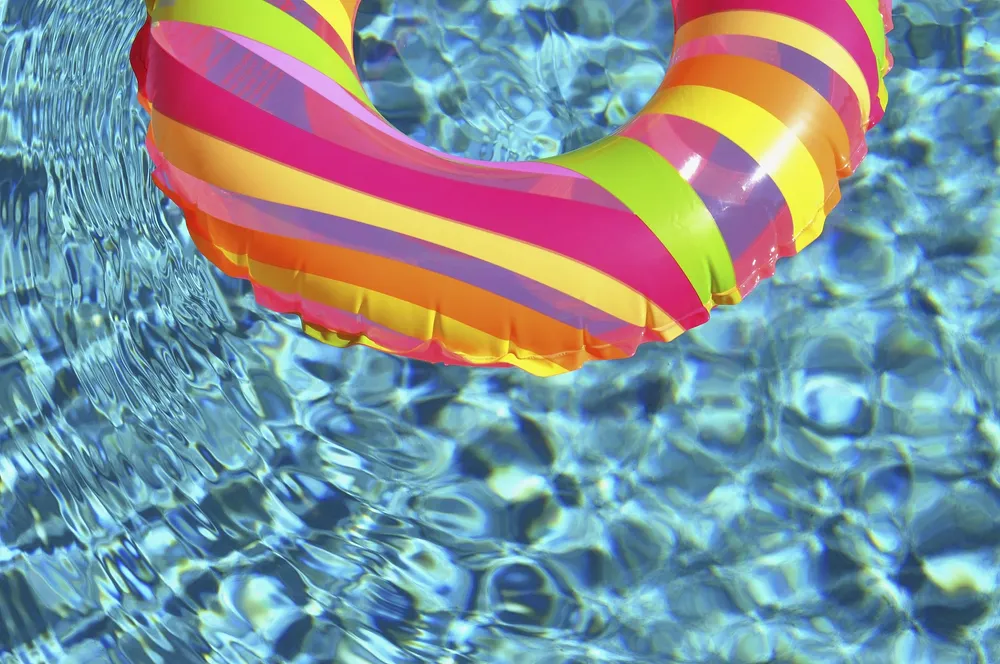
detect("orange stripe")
[298,320,555,372]
[183,210,632,365]
[339,0,361,19]
[663,53,850,212]
[672,11,871,132]
[190,231,574,375]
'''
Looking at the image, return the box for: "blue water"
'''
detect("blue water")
[0,0,998,661]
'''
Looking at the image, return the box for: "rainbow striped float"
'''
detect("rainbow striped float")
[131,0,894,376]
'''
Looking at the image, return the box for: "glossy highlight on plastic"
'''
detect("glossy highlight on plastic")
[130,0,895,376]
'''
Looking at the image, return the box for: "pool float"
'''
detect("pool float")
[130,0,894,376]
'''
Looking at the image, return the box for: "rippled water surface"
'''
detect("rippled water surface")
[1,0,999,662]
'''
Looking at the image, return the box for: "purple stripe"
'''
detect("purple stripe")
[672,33,866,163]
[156,22,630,205]
[201,38,307,123]
[623,113,788,265]
[161,164,639,339]
[260,0,326,33]
[775,42,834,102]
[698,137,787,259]
[258,0,354,67]
[150,26,705,323]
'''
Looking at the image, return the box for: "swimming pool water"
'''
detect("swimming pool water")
[0,0,998,661]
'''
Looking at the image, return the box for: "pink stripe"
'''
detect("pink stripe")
[151,22,627,209]
[879,0,894,75]
[222,29,585,180]
[879,0,894,33]
[150,154,645,341]
[669,33,866,171]
[148,37,706,324]
[673,0,883,126]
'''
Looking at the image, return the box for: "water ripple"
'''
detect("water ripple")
[0,0,999,662]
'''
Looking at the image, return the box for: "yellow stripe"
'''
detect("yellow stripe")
[301,324,567,376]
[674,10,871,130]
[211,244,569,375]
[150,110,679,334]
[154,0,370,108]
[546,136,737,305]
[842,0,891,114]
[645,85,826,249]
[302,0,356,59]
[845,0,890,76]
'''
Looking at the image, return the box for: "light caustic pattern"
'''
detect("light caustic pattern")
[132,0,894,376]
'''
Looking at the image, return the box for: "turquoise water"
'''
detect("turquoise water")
[0,0,998,661]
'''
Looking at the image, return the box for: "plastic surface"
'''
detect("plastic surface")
[131,0,894,376]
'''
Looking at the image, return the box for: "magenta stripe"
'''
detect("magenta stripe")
[621,113,790,290]
[218,28,589,180]
[673,0,882,126]
[670,33,866,171]
[153,22,629,209]
[147,33,707,324]
[258,0,356,73]
[153,157,645,341]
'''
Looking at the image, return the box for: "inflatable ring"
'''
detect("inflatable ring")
[131,0,894,376]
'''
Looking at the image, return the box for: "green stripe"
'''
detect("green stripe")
[154,0,373,108]
[845,0,889,76]
[544,136,736,305]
